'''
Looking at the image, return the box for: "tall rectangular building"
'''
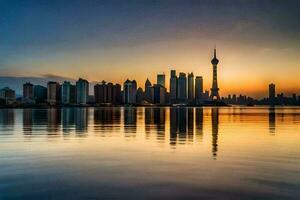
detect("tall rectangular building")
[76,78,89,104]
[187,73,194,101]
[47,81,60,105]
[61,81,71,104]
[170,70,177,102]
[177,72,187,101]
[195,76,203,100]
[157,73,165,87]
[269,83,276,105]
[34,85,47,103]
[23,82,34,99]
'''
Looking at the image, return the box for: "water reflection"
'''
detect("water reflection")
[0,106,299,150]
[211,108,219,158]
[269,107,276,134]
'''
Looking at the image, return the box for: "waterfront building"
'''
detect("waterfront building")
[177,72,187,102]
[61,81,71,104]
[34,85,47,103]
[0,87,15,105]
[188,72,194,101]
[170,69,177,102]
[153,84,166,104]
[157,73,165,87]
[23,82,34,99]
[210,47,220,100]
[47,81,60,105]
[123,79,137,104]
[144,78,153,103]
[76,78,89,105]
[269,83,276,105]
[195,76,203,101]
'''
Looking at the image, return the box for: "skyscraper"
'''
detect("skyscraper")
[0,87,15,105]
[47,81,60,105]
[170,69,177,102]
[144,78,152,103]
[210,47,220,100]
[76,78,89,104]
[123,79,137,104]
[157,73,165,87]
[177,72,187,102]
[34,85,47,103]
[153,84,166,104]
[195,76,203,101]
[188,72,194,101]
[23,82,34,99]
[269,83,276,105]
[62,81,71,104]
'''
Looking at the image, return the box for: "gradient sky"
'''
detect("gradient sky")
[0,0,299,97]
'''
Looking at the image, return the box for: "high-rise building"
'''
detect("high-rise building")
[177,72,187,101]
[70,84,76,104]
[61,81,71,104]
[157,73,165,87]
[144,78,152,103]
[210,47,220,100]
[136,87,144,104]
[123,79,137,104]
[76,78,89,104]
[170,70,177,102]
[47,81,60,105]
[34,85,47,103]
[153,84,166,104]
[112,84,122,104]
[188,72,194,101]
[195,76,203,100]
[107,82,114,103]
[0,87,15,105]
[23,82,34,99]
[269,83,276,105]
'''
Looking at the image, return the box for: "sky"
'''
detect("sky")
[0,0,299,98]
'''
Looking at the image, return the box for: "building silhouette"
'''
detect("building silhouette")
[153,84,166,104]
[177,72,187,102]
[195,76,203,102]
[144,78,153,103]
[188,72,194,102]
[210,48,220,100]
[157,73,165,87]
[0,87,15,105]
[76,78,89,105]
[170,69,177,102]
[62,81,72,104]
[47,82,60,105]
[123,79,137,104]
[269,83,276,105]
[23,82,34,100]
[34,85,47,103]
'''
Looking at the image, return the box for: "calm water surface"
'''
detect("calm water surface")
[0,107,299,199]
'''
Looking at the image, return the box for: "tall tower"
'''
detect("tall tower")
[210,47,220,100]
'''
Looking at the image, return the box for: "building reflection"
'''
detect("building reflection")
[124,107,137,137]
[144,107,153,139]
[211,108,219,158]
[75,108,89,134]
[0,109,14,132]
[195,107,204,142]
[94,108,121,135]
[23,109,33,134]
[169,107,195,146]
[144,108,165,142]
[47,108,61,134]
[268,107,276,134]
[62,108,75,133]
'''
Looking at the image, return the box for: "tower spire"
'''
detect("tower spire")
[214,45,216,58]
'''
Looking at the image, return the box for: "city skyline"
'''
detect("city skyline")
[0,0,299,98]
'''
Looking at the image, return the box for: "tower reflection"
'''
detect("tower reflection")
[62,108,75,133]
[23,109,33,134]
[47,108,61,134]
[195,108,204,142]
[211,108,219,158]
[169,107,194,146]
[268,107,276,134]
[94,108,121,135]
[75,108,89,134]
[0,109,14,132]
[124,107,137,137]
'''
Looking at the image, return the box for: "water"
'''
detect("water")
[0,107,299,199]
